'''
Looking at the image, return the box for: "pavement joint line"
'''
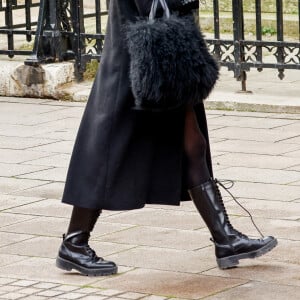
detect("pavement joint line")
[5,166,56,178]
[0,198,48,212]
[0,235,37,249]
[18,153,64,165]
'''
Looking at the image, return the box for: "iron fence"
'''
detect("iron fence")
[204,0,300,90]
[0,0,300,88]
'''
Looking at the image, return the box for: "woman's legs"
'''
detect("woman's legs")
[56,206,117,276]
[184,104,210,188]
[67,206,101,234]
[184,105,277,269]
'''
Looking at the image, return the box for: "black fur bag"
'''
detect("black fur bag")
[125,0,219,111]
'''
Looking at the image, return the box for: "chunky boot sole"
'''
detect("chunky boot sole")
[56,256,118,276]
[217,238,278,269]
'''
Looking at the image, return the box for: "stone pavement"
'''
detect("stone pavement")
[0,94,300,300]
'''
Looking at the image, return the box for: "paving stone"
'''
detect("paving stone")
[289,180,300,186]
[220,216,300,241]
[107,246,216,273]
[286,164,300,171]
[0,236,61,258]
[17,287,43,295]
[0,254,28,268]
[0,292,25,299]
[219,181,300,201]
[93,268,247,299]
[0,102,65,116]
[0,286,22,293]
[75,287,101,294]
[277,134,300,144]
[0,278,17,285]
[0,212,36,228]
[79,296,108,300]
[203,260,300,287]
[56,292,87,299]
[141,296,167,300]
[17,167,67,182]
[53,285,79,292]
[10,280,39,287]
[37,289,64,297]
[260,239,300,265]
[0,124,55,138]
[118,292,147,299]
[0,135,60,151]
[98,226,212,251]
[88,241,136,257]
[211,139,300,155]
[205,281,300,299]
[0,163,51,178]
[97,289,123,296]
[211,126,298,143]
[0,237,134,259]
[32,282,59,289]
[276,121,300,133]
[0,232,34,248]
[224,199,300,220]
[0,177,51,194]
[101,208,206,230]
[18,296,49,300]
[11,182,65,199]
[13,113,75,127]
[32,128,78,141]
[214,152,300,170]
[92,222,139,238]
[5,198,72,218]
[22,153,71,168]
[0,257,100,285]
[1,216,68,237]
[207,115,296,129]
[35,118,81,131]
[282,149,300,158]
[0,195,43,211]
[216,166,300,184]
[28,140,74,154]
[41,106,84,119]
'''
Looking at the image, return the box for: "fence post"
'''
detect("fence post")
[70,0,85,82]
[25,0,74,66]
[232,0,249,92]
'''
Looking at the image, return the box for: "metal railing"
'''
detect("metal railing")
[205,0,300,90]
[0,0,299,88]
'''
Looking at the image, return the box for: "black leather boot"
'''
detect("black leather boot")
[56,231,117,276]
[189,178,278,269]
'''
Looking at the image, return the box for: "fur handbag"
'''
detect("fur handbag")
[125,0,219,111]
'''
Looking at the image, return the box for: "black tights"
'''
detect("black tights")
[184,105,211,188]
[67,206,101,234]
[67,105,210,234]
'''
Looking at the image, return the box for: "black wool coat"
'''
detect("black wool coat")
[62,0,214,210]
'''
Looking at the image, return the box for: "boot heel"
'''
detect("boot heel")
[56,257,73,271]
[217,256,239,269]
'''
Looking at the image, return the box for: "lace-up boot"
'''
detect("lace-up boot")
[56,231,117,276]
[189,178,277,269]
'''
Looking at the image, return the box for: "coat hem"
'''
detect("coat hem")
[61,198,191,211]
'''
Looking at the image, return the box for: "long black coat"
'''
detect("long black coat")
[62,0,213,210]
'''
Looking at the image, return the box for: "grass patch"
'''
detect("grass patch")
[84,59,99,80]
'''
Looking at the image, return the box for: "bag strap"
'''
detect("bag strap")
[149,0,171,21]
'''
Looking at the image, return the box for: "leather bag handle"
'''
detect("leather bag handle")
[149,0,171,21]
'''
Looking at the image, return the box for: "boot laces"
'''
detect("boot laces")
[84,245,96,257]
[215,179,264,239]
